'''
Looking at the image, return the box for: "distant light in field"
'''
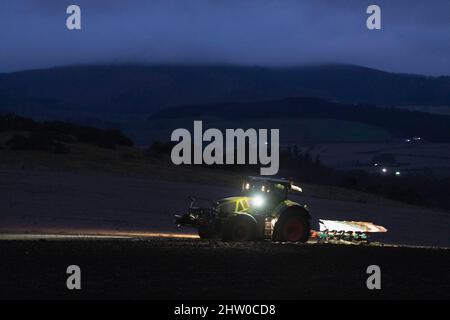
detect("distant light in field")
[382,168,387,173]
[395,171,401,176]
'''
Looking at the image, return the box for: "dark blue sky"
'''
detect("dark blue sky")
[1,0,450,75]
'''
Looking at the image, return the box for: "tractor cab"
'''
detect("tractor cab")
[241,176,299,211]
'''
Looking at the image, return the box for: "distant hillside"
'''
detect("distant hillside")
[149,97,450,143]
[0,113,133,150]
[1,64,450,119]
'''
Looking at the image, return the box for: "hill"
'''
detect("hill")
[0,113,133,151]
[1,113,450,211]
[149,97,450,143]
[1,64,450,119]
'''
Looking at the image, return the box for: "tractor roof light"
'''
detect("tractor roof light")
[291,184,303,193]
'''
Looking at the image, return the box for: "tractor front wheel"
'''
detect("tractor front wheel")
[222,216,256,242]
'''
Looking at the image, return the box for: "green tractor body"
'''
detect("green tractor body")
[175,176,311,242]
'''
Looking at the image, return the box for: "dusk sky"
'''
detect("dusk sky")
[1,0,450,75]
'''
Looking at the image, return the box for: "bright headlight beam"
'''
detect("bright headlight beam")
[252,195,265,207]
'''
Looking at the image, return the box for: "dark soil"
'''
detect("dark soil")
[0,238,448,300]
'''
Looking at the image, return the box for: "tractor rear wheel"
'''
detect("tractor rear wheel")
[273,215,310,242]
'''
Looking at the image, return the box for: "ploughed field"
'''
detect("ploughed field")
[1,168,449,247]
[0,237,448,299]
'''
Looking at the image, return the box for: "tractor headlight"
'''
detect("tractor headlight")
[252,195,265,207]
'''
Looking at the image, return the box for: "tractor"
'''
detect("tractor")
[175,176,311,242]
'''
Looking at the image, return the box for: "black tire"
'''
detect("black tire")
[198,226,215,239]
[273,214,310,242]
[222,216,257,242]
